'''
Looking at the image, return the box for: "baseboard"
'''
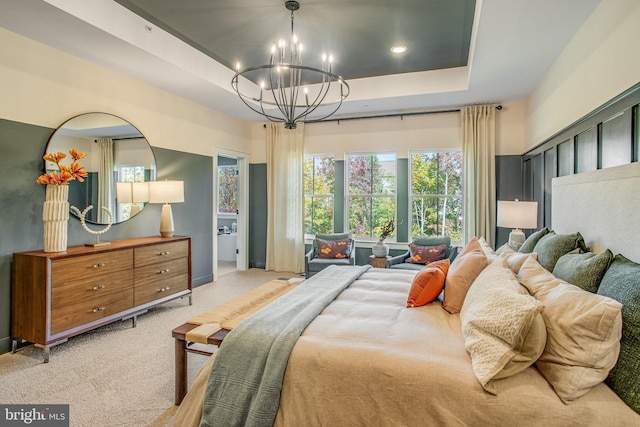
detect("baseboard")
[193,274,213,288]
[0,336,12,356]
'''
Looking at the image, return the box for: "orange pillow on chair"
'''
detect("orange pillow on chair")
[407,259,451,308]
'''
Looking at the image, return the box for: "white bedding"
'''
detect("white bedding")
[175,268,639,426]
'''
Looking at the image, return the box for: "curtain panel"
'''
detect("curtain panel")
[461,105,496,246]
[96,137,115,224]
[265,123,305,273]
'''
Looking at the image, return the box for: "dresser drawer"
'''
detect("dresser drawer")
[134,274,188,306]
[51,270,133,311]
[51,249,133,285]
[134,241,188,268]
[51,288,134,334]
[134,257,188,288]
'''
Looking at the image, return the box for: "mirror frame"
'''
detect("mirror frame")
[44,112,157,225]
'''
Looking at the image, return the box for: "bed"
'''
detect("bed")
[175,163,640,426]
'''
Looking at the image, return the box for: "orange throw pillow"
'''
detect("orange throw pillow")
[407,259,451,308]
[443,237,488,314]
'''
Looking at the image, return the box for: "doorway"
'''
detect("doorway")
[214,151,248,280]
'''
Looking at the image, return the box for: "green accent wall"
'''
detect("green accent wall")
[495,155,524,248]
[249,163,268,268]
[396,158,409,243]
[0,119,53,354]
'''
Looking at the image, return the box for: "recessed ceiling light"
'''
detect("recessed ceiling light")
[390,45,408,54]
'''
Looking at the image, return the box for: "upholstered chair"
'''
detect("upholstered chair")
[305,233,356,278]
[386,236,459,270]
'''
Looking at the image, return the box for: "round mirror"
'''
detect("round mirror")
[44,112,156,225]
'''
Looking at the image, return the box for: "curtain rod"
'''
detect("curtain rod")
[262,105,502,127]
[94,136,144,142]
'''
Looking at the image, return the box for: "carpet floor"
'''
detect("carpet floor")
[0,268,298,426]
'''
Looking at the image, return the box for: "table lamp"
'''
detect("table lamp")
[116,182,150,217]
[149,180,184,238]
[497,199,538,249]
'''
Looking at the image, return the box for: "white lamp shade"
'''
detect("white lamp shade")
[148,180,184,204]
[116,182,149,203]
[497,200,538,229]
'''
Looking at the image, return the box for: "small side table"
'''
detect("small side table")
[368,254,391,268]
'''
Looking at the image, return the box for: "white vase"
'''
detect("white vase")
[372,239,389,257]
[43,184,69,252]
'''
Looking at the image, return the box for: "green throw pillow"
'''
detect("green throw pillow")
[518,228,549,253]
[553,249,613,293]
[598,254,640,414]
[532,232,587,271]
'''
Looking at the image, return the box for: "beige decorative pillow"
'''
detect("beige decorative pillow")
[495,243,515,255]
[503,252,538,275]
[443,237,488,314]
[477,237,495,257]
[517,257,623,403]
[461,258,546,394]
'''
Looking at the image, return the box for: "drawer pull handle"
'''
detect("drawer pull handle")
[93,263,106,268]
[92,285,106,290]
[92,306,105,313]
[158,287,171,292]
[158,268,170,274]
[159,251,170,256]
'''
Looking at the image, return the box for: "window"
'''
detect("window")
[218,166,238,214]
[410,151,462,241]
[304,155,334,235]
[116,164,146,222]
[346,153,396,239]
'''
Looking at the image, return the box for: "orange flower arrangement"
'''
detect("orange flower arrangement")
[36,148,88,185]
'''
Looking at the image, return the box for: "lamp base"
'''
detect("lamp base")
[508,228,526,250]
[159,204,175,238]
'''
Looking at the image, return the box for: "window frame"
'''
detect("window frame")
[115,164,147,223]
[345,151,397,241]
[217,164,238,218]
[408,149,463,244]
[303,153,335,237]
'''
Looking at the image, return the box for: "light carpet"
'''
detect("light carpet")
[0,268,298,427]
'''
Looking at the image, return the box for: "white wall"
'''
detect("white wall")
[0,28,252,157]
[249,101,527,163]
[525,0,640,150]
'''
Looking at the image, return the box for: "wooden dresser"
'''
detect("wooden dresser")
[11,236,192,362]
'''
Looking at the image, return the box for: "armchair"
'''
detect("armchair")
[386,236,459,270]
[305,233,356,278]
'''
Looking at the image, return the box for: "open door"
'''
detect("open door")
[214,150,249,281]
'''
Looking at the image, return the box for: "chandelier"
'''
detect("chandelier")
[231,0,350,129]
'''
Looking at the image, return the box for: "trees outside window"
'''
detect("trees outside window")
[116,164,146,221]
[410,151,462,241]
[347,153,396,239]
[218,166,238,214]
[304,155,334,235]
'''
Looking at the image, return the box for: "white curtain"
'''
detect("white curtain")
[265,123,305,273]
[96,137,115,224]
[461,105,496,246]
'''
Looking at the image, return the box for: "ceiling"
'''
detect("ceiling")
[113,0,476,82]
[0,0,602,123]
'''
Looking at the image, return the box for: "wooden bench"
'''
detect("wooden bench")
[171,277,303,405]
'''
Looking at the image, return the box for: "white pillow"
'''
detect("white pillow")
[495,243,515,255]
[517,257,623,402]
[461,258,546,394]
[477,236,495,257]
[503,252,537,274]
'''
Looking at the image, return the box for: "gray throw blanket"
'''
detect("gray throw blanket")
[199,264,371,427]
